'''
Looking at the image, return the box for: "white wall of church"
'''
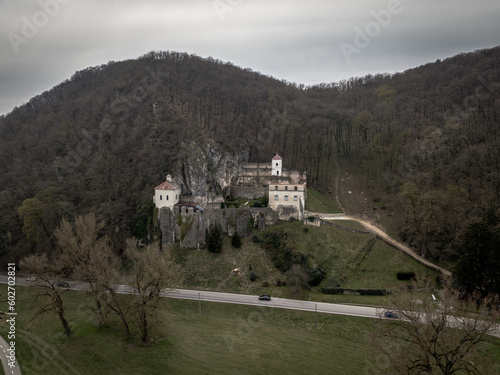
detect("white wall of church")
[154,188,181,209]
[272,158,282,176]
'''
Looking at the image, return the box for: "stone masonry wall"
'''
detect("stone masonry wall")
[159,207,279,249]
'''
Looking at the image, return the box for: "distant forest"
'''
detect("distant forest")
[0,48,499,290]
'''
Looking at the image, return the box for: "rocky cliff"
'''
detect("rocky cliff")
[180,142,250,202]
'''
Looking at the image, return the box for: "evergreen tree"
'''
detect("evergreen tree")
[231,232,242,248]
[207,224,223,254]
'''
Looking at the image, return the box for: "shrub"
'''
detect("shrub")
[321,287,389,296]
[231,233,242,248]
[251,200,262,207]
[206,224,223,254]
[251,234,260,243]
[249,271,258,282]
[260,193,269,207]
[306,267,325,286]
[397,271,416,281]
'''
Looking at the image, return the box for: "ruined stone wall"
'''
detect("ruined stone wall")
[275,205,301,221]
[229,186,267,200]
[159,207,279,249]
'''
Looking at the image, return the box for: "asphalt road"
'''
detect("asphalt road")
[0,335,21,375]
[160,288,380,318]
[1,275,498,341]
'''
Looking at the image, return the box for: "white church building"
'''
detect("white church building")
[153,175,182,209]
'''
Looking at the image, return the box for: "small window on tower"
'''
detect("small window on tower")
[160,195,162,200]
[167,196,169,200]
[294,186,298,191]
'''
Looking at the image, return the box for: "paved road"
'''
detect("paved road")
[161,288,380,319]
[0,335,21,375]
[2,276,499,341]
[0,276,381,320]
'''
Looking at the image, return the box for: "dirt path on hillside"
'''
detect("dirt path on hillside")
[330,153,451,276]
[344,216,452,276]
[333,154,345,213]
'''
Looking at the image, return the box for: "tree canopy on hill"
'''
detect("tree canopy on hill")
[0,48,499,289]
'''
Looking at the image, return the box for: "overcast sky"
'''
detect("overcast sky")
[1,0,499,115]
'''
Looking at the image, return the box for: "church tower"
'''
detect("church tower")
[272,153,282,176]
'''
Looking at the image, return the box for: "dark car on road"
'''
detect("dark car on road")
[57,281,69,288]
[258,294,271,301]
[384,311,398,319]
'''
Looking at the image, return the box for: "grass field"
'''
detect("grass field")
[305,187,342,213]
[1,286,381,375]
[2,286,499,375]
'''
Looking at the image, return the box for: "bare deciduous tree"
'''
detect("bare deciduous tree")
[125,240,181,343]
[372,277,500,375]
[55,214,115,326]
[20,254,72,336]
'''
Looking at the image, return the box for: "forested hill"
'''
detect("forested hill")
[1,48,499,273]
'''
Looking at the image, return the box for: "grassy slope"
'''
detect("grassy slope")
[174,220,440,302]
[305,186,342,213]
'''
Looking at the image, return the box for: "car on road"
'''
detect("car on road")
[57,281,69,288]
[384,311,399,319]
[258,294,271,301]
[26,277,36,281]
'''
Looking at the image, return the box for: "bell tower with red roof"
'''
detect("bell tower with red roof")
[272,153,282,176]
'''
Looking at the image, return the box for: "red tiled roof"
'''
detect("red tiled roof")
[272,153,282,160]
[155,177,182,191]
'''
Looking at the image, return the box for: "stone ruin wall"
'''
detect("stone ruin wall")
[159,206,279,249]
